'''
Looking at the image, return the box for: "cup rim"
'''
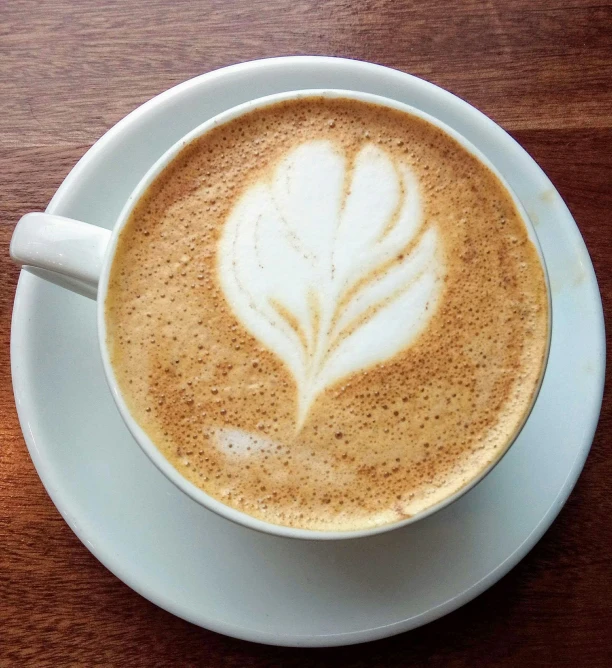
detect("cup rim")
[96,88,552,540]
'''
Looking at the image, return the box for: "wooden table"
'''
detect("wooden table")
[1,1,610,665]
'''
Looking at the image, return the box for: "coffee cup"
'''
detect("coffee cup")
[11,89,551,539]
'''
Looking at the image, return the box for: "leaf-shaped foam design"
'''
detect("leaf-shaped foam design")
[218,140,444,429]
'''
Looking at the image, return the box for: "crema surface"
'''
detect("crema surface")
[106,97,549,531]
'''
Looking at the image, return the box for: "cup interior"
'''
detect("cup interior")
[96,89,552,540]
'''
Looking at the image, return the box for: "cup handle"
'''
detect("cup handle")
[10,212,112,300]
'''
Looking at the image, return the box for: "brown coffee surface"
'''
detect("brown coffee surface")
[105,97,549,531]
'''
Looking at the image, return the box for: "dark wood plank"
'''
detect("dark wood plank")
[1,0,610,665]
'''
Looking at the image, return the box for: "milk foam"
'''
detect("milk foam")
[215,427,274,455]
[218,140,444,427]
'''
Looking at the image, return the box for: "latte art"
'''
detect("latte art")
[105,97,549,531]
[218,140,443,427]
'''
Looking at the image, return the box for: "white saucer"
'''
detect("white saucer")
[11,57,605,647]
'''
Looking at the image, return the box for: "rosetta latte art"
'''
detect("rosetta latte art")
[218,140,444,428]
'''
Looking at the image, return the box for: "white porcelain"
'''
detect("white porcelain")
[11,213,111,298]
[11,88,552,540]
[10,56,605,644]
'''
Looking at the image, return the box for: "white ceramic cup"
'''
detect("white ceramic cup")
[10,89,551,540]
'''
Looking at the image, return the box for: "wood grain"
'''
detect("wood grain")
[1,0,610,665]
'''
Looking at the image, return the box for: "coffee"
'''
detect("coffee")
[105,97,549,531]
